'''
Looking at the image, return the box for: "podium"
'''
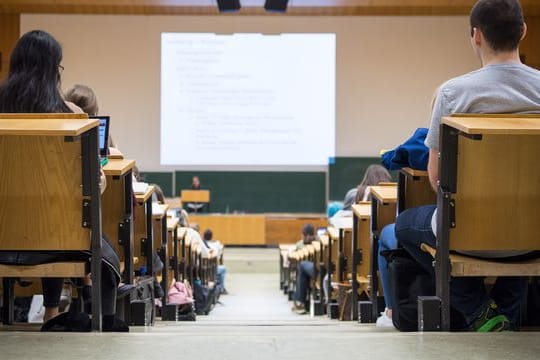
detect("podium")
[181,189,211,213]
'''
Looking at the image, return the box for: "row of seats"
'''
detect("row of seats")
[0,113,219,330]
[281,114,540,331]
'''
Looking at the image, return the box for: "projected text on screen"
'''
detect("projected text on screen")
[161,33,336,166]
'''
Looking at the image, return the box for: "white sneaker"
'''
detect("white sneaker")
[376,312,394,328]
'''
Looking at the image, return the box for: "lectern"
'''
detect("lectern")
[181,189,211,213]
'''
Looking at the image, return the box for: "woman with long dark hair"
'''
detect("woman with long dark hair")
[0,30,125,331]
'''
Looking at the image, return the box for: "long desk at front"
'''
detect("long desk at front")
[189,214,266,245]
[189,213,327,246]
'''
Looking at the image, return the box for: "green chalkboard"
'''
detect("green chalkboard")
[328,157,396,201]
[139,157,393,212]
[139,172,174,197]
[175,171,326,213]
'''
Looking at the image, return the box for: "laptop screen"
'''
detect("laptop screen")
[90,116,110,156]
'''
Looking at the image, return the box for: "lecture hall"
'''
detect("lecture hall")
[1,0,539,359]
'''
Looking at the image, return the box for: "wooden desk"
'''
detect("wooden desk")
[331,223,352,285]
[367,184,397,322]
[181,227,195,283]
[153,204,169,300]
[134,186,155,275]
[0,115,103,330]
[265,213,327,245]
[153,204,170,252]
[102,158,136,323]
[190,214,266,245]
[164,197,183,210]
[398,167,437,214]
[166,217,180,281]
[279,243,296,292]
[431,115,540,331]
[307,239,326,315]
[102,159,136,274]
[325,226,340,308]
[351,203,371,320]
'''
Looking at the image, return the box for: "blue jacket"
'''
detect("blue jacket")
[381,128,429,170]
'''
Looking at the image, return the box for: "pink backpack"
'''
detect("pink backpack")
[168,280,194,305]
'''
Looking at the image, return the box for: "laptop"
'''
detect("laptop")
[90,115,110,166]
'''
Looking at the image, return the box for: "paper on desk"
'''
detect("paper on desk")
[132,182,149,194]
[152,202,164,215]
[329,215,353,229]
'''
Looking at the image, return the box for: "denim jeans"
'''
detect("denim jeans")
[395,205,528,326]
[378,224,397,310]
[294,261,314,303]
[216,265,227,293]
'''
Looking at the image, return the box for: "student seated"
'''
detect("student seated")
[355,164,393,203]
[375,224,397,327]
[65,83,122,156]
[395,0,540,331]
[0,30,126,331]
[290,223,316,315]
[330,164,392,227]
[203,229,228,295]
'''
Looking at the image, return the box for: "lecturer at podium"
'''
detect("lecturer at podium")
[185,175,207,213]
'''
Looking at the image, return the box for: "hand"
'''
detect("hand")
[108,147,123,157]
[99,169,107,194]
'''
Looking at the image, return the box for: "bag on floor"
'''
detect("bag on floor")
[168,279,194,305]
[28,294,45,323]
[386,248,435,331]
[40,311,91,332]
[193,281,216,315]
[386,249,466,331]
[526,277,540,326]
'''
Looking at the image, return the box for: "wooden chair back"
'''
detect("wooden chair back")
[443,116,540,251]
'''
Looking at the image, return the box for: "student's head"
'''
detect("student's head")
[342,188,358,211]
[203,229,213,241]
[0,30,70,113]
[470,0,525,53]
[65,84,99,116]
[153,184,165,204]
[190,223,200,233]
[356,164,392,202]
[132,165,141,182]
[191,176,201,189]
[302,223,315,244]
[179,209,190,227]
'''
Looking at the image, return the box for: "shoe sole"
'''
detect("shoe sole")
[475,315,509,332]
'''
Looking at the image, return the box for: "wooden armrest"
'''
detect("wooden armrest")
[0,262,86,277]
[356,275,369,284]
[421,243,436,258]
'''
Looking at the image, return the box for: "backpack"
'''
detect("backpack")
[167,280,194,305]
[386,248,435,331]
[193,281,216,315]
[386,248,466,331]
[525,277,540,326]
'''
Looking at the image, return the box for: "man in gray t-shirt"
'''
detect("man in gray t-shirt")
[394,0,540,331]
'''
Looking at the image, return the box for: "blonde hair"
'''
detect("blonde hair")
[65,84,98,116]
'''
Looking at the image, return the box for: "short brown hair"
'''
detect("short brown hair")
[470,0,524,52]
[65,84,99,115]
